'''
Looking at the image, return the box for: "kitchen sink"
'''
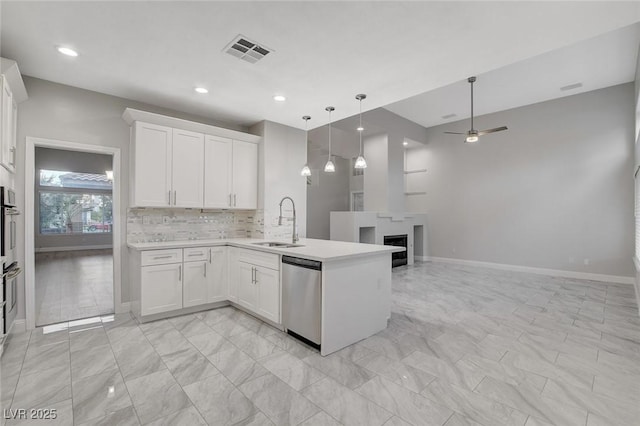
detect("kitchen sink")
[252,241,303,248]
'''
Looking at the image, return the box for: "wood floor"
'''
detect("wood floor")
[1,261,638,425]
[34,249,113,326]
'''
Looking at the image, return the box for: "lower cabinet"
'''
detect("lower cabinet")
[136,245,278,324]
[183,260,207,308]
[207,247,227,303]
[141,263,182,316]
[232,249,281,324]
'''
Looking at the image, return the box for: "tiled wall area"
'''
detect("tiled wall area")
[126,208,298,243]
[126,209,264,243]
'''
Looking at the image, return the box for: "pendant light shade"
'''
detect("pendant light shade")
[354,94,367,169]
[324,106,335,173]
[300,116,312,176]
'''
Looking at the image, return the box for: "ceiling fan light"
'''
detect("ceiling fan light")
[465,135,479,143]
[354,156,367,169]
[300,165,311,176]
[324,160,335,173]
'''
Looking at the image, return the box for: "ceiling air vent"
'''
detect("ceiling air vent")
[224,35,273,64]
[560,82,583,91]
[441,113,457,119]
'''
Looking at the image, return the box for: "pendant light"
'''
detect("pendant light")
[354,94,367,169]
[324,106,335,173]
[300,116,312,177]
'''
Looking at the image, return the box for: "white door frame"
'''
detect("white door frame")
[25,136,123,330]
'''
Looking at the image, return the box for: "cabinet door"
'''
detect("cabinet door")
[256,266,280,323]
[227,248,238,302]
[1,77,14,173]
[204,135,232,208]
[183,260,207,308]
[172,129,204,208]
[231,140,258,209]
[207,247,227,303]
[141,263,182,316]
[133,122,172,207]
[236,261,258,311]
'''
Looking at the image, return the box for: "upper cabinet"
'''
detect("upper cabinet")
[0,58,28,175]
[125,109,260,209]
[0,76,16,173]
[204,136,257,209]
[131,122,172,207]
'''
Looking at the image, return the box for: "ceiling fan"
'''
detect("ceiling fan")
[444,76,508,143]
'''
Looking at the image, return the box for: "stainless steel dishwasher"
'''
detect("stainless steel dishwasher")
[282,255,322,350]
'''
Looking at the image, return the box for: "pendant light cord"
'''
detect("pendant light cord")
[328,109,332,161]
[359,98,363,155]
[470,78,474,131]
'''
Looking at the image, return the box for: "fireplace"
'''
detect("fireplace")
[384,234,408,267]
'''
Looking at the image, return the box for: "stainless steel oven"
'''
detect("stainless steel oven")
[1,186,20,334]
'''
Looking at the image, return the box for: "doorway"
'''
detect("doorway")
[25,138,122,330]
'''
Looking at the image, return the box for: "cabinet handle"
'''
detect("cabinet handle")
[234,194,237,207]
[168,190,171,205]
[174,190,177,205]
[251,267,255,284]
[204,263,207,277]
[179,265,182,281]
[188,252,202,257]
[229,194,232,207]
[254,267,258,284]
[153,255,173,260]
[9,147,15,166]
[209,248,212,263]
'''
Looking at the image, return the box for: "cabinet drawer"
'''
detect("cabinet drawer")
[141,249,183,266]
[184,247,208,262]
[236,248,279,271]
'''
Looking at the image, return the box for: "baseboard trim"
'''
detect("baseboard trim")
[10,319,27,334]
[415,256,429,262]
[35,245,113,253]
[425,256,634,285]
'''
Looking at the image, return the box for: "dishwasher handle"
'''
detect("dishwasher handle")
[281,255,321,271]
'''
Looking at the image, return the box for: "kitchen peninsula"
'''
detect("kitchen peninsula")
[128,238,403,355]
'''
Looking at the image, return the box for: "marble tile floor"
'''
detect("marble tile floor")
[35,250,114,326]
[1,261,639,425]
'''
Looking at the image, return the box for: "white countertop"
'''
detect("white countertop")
[127,238,403,262]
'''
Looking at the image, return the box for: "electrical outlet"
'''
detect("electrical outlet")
[584,258,590,266]
[163,216,170,224]
[142,216,151,225]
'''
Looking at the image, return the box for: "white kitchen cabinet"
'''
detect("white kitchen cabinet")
[172,129,204,207]
[0,75,16,173]
[207,247,228,303]
[227,247,239,303]
[232,140,258,209]
[232,248,280,323]
[132,122,172,207]
[204,136,258,209]
[236,261,258,312]
[183,260,207,308]
[204,135,232,208]
[255,266,280,323]
[141,263,182,316]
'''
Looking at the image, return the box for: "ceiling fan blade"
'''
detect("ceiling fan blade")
[444,131,465,135]
[477,126,508,136]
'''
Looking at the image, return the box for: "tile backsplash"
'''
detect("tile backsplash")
[127,208,264,243]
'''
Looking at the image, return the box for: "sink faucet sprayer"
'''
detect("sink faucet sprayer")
[278,196,298,244]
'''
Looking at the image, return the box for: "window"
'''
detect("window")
[38,170,113,235]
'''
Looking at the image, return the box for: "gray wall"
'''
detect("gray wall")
[34,147,113,250]
[14,76,248,320]
[406,83,635,277]
[306,150,350,240]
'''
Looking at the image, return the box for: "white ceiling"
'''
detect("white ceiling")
[385,22,640,129]
[1,2,639,130]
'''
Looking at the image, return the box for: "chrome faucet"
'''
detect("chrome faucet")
[278,196,298,243]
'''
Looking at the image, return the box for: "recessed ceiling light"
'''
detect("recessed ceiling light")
[403,141,409,146]
[195,87,209,94]
[57,46,78,57]
[273,95,286,102]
